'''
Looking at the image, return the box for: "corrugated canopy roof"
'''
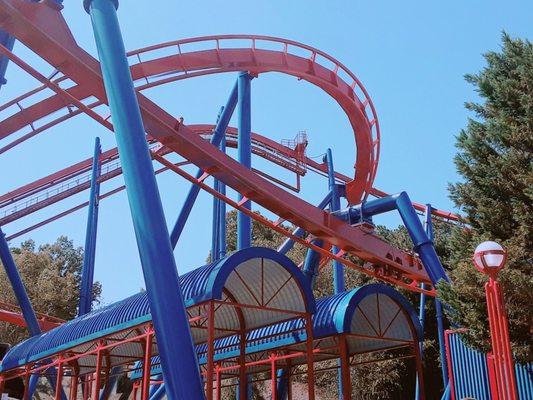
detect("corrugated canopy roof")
[131,283,422,379]
[1,247,315,373]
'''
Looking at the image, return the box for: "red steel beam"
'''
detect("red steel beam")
[0,301,63,331]
[0,20,378,203]
[0,1,439,288]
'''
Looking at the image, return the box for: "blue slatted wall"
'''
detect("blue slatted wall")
[447,332,532,400]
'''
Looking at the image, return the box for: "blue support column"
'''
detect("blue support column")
[302,238,324,287]
[211,178,220,261]
[276,369,289,400]
[150,385,166,400]
[79,137,102,316]
[436,299,449,387]
[99,366,122,400]
[237,72,252,250]
[0,30,15,91]
[424,204,449,388]
[325,149,344,293]
[210,108,224,262]
[0,228,67,400]
[277,191,332,255]
[276,192,333,400]
[0,228,40,335]
[217,135,227,259]
[332,192,449,285]
[84,1,204,398]
[325,149,346,398]
[170,84,238,249]
[415,204,432,399]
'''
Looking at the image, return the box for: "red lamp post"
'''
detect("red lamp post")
[473,241,518,400]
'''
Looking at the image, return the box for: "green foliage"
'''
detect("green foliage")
[0,236,101,345]
[440,33,533,363]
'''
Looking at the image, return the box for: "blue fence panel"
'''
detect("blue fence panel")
[515,362,533,400]
[448,332,532,400]
[448,332,491,400]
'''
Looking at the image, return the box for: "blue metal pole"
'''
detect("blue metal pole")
[325,149,344,293]
[302,238,324,287]
[170,84,238,249]
[218,136,227,259]
[237,72,252,250]
[277,191,332,255]
[275,238,323,400]
[276,369,288,400]
[211,178,220,261]
[0,228,67,400]
[0,228,40,335]
[210,108,224,262]
[424,203,449,388]
[0,30,15,91]
[440,383,451,400]
[324,149,346,399]
[150,385,166,400]
[415,204,433,400]
[436,298,449,387]
[332,192,449,285]
[79,137,102,316]
[84,1,204,399]
[276,192,333,400]
[99,366,122,400]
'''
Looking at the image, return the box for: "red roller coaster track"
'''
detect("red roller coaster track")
[0,0,462,297]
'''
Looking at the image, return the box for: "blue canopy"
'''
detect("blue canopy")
[130,283,422,379]
[1,247,315,372]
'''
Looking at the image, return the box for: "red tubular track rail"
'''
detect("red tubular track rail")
[0,0,460,293]
[0,301,63,331]
[0,9,378,202]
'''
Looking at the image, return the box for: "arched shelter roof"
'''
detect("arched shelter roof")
[0,247,314,373]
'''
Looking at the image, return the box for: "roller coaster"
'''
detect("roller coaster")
[0,1,529,400]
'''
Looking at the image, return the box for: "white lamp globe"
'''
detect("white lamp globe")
[473,241,506,273]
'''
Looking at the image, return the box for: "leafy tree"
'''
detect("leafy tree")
[0,236,101,345]
[439,33,533,363]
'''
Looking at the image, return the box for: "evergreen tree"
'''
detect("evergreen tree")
[439,33,532,363]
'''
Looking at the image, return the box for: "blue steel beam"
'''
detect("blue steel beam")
[324,149,346,399]
[84,1,204,399]
[0,228,66,400]
[0,228,40,335]
[211,108,224,261]
[217,136,227,259]
[436,299,449,386]
[275,238,323,400]
[211,178,220,260]
[277,191,332,255]
[99,366,121,400]
[170,84,238,249]
[237,72,252,250]
[332,192,449,285]
[276,369,289,400]
[79,137,102,316]
[325,149,344,293]
[415,204,433,400]
[150,385,166,400]
[302,238,324,287]
[0,29,14,91]
[276,192,332,400]
[423,204,449,388]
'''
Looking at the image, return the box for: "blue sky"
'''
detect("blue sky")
[0,0,531,305]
